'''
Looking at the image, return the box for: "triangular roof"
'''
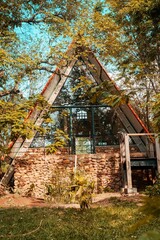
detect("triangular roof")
[9,42,150,159]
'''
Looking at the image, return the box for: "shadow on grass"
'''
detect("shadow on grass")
[0,197,159,240]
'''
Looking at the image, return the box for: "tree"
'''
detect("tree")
[0,0,122,157]
[105,0,160,131]
[0,0,90,157]
[0,0,83,97]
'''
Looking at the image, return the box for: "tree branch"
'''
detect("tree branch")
[0,89,20,98]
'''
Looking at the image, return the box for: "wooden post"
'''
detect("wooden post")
[1,165,14,186]
[149,142,155,158]
[124,134,132,189]
[146,136,155,158]
[120,134,126,164]
[119,133,126,188]
[74,155,77,173]
[155,136,160,173]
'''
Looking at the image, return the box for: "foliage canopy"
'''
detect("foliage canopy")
[0,0,159,157]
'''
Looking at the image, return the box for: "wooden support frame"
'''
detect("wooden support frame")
[124,134,132,189]
[122,133,159,194]
[119,134,126,188]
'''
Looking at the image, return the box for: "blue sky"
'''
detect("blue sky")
[14,3,118,98]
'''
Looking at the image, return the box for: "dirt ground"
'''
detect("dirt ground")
[0,192,144,208]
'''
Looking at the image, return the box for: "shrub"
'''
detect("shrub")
[45,169,71,203]
[45,170,95,208]
[145,174,160,196]
[69,171,95,209]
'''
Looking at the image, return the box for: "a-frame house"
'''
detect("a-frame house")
[1,43,160,196]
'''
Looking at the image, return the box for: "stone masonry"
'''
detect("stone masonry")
[14,147,122,199]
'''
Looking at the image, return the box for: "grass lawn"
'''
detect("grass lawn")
[0,197,160,240]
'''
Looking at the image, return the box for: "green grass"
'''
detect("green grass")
[0,197,160,240]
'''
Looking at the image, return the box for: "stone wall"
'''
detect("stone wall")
[14,147,122,198]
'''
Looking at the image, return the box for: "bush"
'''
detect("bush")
[45,170,95,208]
[70,171,95,209]
[145,174,160,196]
[45,169,71,203]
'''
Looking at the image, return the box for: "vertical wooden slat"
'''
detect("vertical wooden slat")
[125,134,132,189]
[119,134,126,188]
